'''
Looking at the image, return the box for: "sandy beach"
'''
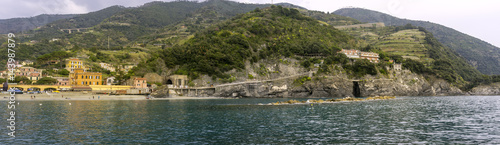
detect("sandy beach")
[0,92,226,100]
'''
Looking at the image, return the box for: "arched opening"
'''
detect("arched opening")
[44,88,57,91]
[353,81,361,97]
[29,87,41,91]
[12,87,24,91]
[166,79,173,85]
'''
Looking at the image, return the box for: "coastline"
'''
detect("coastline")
[0,92,226,100]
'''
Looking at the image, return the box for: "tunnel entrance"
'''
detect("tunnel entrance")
[353,81,361,97]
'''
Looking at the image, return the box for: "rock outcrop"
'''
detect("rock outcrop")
[469,83,500,95]
[150,86,170,98]
[212,70,465,98]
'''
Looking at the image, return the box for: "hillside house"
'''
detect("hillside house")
[340,49,380,63]
[394,63,402,71]
[360,52,380,63]
[134,78,147,89]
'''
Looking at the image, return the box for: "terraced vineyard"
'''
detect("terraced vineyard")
[376,29,430,60]
[342,26,434,64]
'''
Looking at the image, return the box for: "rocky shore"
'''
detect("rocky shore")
[211,70,466,98]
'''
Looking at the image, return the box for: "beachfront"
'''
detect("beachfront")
[0,92,225,100]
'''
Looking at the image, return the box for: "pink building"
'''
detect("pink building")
[134,78,147,88]
[53,77,70,86]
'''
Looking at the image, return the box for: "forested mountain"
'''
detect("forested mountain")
[0,14,76,34]
[137,5,355,78]
[47,5,128,29]
[24,5,128,42]
[130,5,482,89]
[334,8,500,75]
[1,0,494,89]
[18,0,289,48]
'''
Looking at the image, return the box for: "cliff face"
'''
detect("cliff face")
[469,83,500,95]
[213,69,465,98]
[155,58,473,98]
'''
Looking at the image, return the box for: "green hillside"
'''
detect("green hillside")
[334,8,500,75]
[341,23,483,87]
[1,1,492,89]
[139,5,355,78]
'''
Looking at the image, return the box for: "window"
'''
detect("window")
[81,82,84,85]
[96,82,99,85]
[93,82,95,85]
[81,75,83,79]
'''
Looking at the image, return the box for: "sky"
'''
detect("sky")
[1,0,499,47]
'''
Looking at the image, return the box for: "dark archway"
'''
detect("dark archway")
[44,88,57,91]
[29,87,41,91]
[353,81,361,97]
[166,79,173,85]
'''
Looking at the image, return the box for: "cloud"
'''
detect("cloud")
[34,0,88,15]
[0,0,88,19]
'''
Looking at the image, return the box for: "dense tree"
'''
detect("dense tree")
[13,76,32,84]
[160,6,354,78]
[35,77,58,85]
[57,69,70,76]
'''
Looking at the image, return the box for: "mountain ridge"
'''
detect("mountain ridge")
[334,8,500,75]
[0,14,76,34]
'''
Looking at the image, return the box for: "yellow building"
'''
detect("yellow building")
[69,68,102,86]
[66,58,85,72]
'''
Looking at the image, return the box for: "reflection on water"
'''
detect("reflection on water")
[1,96,500,144]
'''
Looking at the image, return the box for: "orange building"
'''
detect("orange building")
[360,52,380,63]
[66,58,84,72]
[69,68,102,86]
[134,78,147,88]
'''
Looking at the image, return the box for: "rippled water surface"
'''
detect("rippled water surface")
[2,96,500,144]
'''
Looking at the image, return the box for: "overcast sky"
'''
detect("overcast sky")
[1,0,499,47]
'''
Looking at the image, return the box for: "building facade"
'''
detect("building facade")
[52,77,70,86]
[21,60,34,66]
[99,63,116,72]
[340,49,360,58]
[133,78,147,88]
[15,67,43,84]
[340,49,380,63]
[69,68,102,86]
[360,52,380,63]
[106,77,115,85]
[394,63,402,71]
[66,58,84,72]
[167,75,189,88]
